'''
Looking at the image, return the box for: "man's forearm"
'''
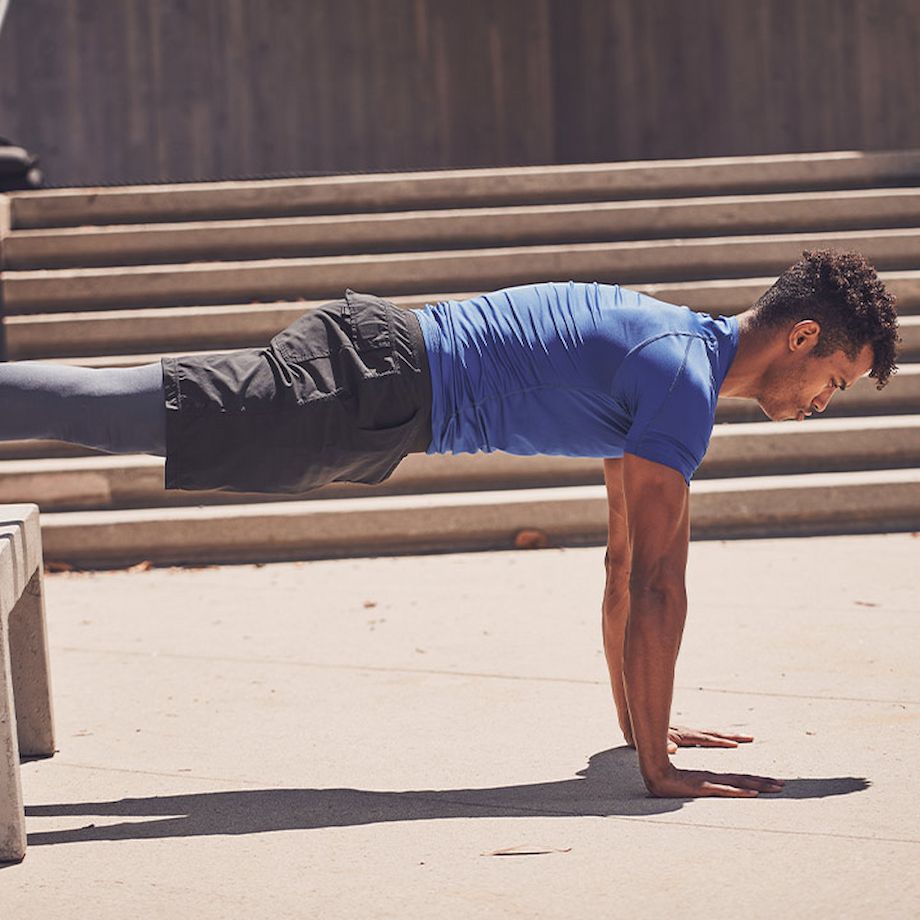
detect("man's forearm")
[602,588,634,744]
[623,584,687,789]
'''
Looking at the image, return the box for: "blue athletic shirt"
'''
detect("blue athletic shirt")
[412,282,740,484]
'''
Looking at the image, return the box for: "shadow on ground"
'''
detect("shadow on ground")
[24,747,869,847]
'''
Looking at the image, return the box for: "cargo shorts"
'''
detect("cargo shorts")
[161,290,433,493]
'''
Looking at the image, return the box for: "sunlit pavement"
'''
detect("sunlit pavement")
[3,533,918,919]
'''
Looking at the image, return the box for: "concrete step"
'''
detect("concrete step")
[710,364,920,421]
[3,293,478,358]
[35,468,920,566]
[9,188,920,271]
[640,272,920,316]
[6,228,920,312]
[6,284,920,362]
[4,152,915,569]
[690,468,920,539]
[1,416,919,513]
[8,150,920,230]
[894,314,920,359]
[0,439,94,461]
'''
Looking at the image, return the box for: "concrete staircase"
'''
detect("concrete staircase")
[1,150,919,567]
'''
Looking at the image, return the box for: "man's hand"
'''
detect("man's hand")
[646,764,785,798]
[666,725,755,754]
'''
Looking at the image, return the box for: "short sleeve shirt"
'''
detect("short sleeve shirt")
[413,282,739,484]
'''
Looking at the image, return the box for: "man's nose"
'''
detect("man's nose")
[813,390,835,413]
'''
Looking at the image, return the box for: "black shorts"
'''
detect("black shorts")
[161,290,433,493]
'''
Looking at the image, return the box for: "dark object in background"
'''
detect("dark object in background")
[0,136,43,191]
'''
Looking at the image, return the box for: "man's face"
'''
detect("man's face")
[757,324,875,422]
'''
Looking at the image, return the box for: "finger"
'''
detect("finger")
[697,736,739,748]
[705,730,754,743]
[750,774,785,787]
[722,771,783,783]
[702,782,759,798]
[725,774,785,792]
[667,741,678,754]
[675,732,738,748]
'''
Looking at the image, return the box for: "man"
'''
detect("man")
[598,251,897,797]
[0,249,899,797]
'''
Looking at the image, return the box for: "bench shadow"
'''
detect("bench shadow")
[22,747,870,848]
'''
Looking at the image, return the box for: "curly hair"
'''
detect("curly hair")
[750,250,900,388]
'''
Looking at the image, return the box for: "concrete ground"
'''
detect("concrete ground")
[2,533,918,919]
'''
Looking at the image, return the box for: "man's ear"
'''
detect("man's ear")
[788,320,821,353]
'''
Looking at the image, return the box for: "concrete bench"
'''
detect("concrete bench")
[0,504,55,862]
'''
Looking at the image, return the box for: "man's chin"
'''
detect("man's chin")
[760,404,795,422]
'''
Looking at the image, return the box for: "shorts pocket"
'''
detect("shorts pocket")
[343,289,393,354]
[264,292,400,404]
[267,299,349,364]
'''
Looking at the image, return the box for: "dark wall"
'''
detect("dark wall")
[1,0,918,187]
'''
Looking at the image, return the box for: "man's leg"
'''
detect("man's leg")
[0,361,166,455]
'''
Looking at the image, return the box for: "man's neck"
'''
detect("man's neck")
[720,309,776,399]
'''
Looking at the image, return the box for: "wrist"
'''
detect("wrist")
[641,761,676,794]
[616,707,633,739]
[638,754,673,787]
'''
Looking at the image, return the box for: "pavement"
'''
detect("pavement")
[1,533,918,919]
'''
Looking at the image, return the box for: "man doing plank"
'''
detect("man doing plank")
[0,250,899,797]
[597,250,897,796]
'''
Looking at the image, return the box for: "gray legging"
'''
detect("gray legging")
[0,361,167,456]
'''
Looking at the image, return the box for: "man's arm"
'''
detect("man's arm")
[620,453,688,789]
[601,458,633,746]
[602,458,754,753]
[620,453,784,798]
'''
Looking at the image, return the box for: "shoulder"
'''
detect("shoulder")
[622,334,718,483]
[623,332,714,399]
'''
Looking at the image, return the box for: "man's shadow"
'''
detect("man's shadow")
[24,747,869,847]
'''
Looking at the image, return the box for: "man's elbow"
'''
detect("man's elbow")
[627,577,687,640]
[628,565,686,610]
[605,543,631,572]
[603,551,632,609]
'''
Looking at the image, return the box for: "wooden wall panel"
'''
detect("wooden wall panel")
[0,0,918,187]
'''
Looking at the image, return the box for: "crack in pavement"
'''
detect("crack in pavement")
[55,644,920,706]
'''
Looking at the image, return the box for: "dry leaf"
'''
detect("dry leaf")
[514,529,550,550]
[483,845,572,857]
[44,561,74,573]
